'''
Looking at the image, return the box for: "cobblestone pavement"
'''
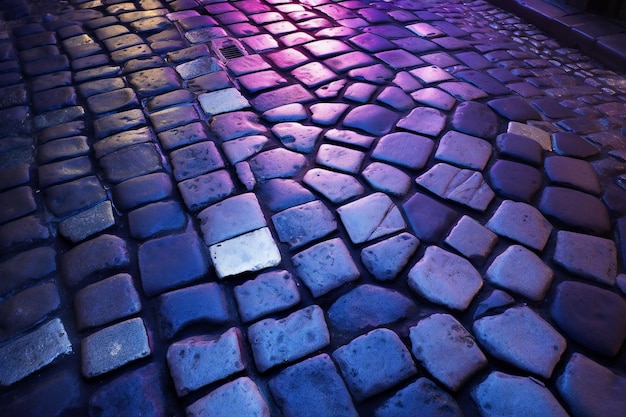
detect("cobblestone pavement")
[1,0,625,415]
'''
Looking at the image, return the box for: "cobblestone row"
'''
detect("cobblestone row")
[0,0,625,416]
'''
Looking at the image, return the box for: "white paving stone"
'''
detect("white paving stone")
[473,306,567,378]
[445,215,497,265]
[435,130,492,170]
[337,192,406,244]
[410,314,487,391]
[553,230,618,285]
[487,245,554,300]
[408,245,483,311]
[486,200,553,251]
[187,377,270,417]
[199,88,250,117]
[209,227,281,279]
[507,121,552,150]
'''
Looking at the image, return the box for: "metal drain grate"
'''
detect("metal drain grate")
[212,38,248,63]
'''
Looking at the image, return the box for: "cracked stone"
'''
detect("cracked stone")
[303,168,364,203]
[372,132,434,170]
[337,192,406,244]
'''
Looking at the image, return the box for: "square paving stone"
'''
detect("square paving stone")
[186,377,270,417]
[209,227,281,279]
[93,109,146,139]
[234,270,301,323]
[292,238,360,298]
[408,245,483,311]
[250,84,315,112]
[487,200,553,251]
[0,186,36,223]
[435,131,492,170]
[0,282,60,342]
[157,283,230,340]
[337,193,405,244]
[553,230,617,285]
[87,88,138,115]
[375,378,464,417]
[38,156,93,188]
[410,314,487,391]
[128,200,187,240]
[81,318,151,378]
[198,193,267,246]
[248,305,330,372]
[444,216,497,265]
[74,273,141,330]
[333,328,416,401]
[371,132,434,170]
[0,318,71,387]
[178,170,235,212]
[316,144,365,174]
[112,172,173,211]
[45,176,107,219]
[127,67,181,98]
[268,354,358,417]
[149,104,201,133]
[157,121,209,150]
[303,168,364,203]
[291,62,338,88]
[99,143,163,184]
[94,126,155,159]
[361,232,419,281]
[272,200,337,249]
[59,200,116,243]
[138,232,209,296]
[198,88,250,117]
[167,328,246,396]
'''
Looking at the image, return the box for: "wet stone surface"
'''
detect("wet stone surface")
[2,0,626,415]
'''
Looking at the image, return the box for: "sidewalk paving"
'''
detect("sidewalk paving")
[0,0,625,416]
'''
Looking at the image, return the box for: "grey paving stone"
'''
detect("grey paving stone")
[272,200,337,249]
[112,172,173,211]
[38,156,93,188]
[170,141,224,181]
[488,96,541,122]
[0,318,71,387]
[451,101,499,139]
[409,65,453,84]
[74,273,141,331]
[310,102,349,125]
[554,230,618,285]
[167,328,245,396]
[539,186,611,234]
[222,135,268,165]
[417,163,495,212]
[24,55,69,77]
[198,193,266,246]
[157,283,230,340]
[199,88,250,117]
[328,284,416,334]
[158,121,209,150]
[78,77,125,99]
[234,270,300,323]
[128,200,186,240]
[37,136,89,164]
[99,143,162,184]
[397,106,446,137]
[291,61,337,87]
[74,65,122,84]
[267,48,310,70]
[271,122,322,153]
[375,85,414,111]
[126,67,181,98]
[258,178,315,212]
[472,371,569,417]
[138,232,208,297]
[32,86,77,114]
[552,132,600,158]
[410,313,487,391]
[81,318,150,378]
[487,245,553,301]
[403,192,459,243]
[436,130,492,170]
[445,215,497,266]
[0,215,50,253]
[175,56,221,80]
[249,148,307,180]
[241,33,279,52]
[393,71,424,93]
[489,159,543,202]
[550,281,626,357]
[292,238,359,297]
[0,163,29,191]
[239,69,289,94]
[0,185,36,223]
[456,70,510,96]
[375,377,464,417]
[343,82,377,102]
[362,162,411,197]
[0,282,59,341]
[408,245,483,311]
[361,232,419,281]
[349,32,395,52]
[496,133,543,165]
[102,33,143,52]
[146,89,194,112]
[303,168,363,203]
[333,328,416,401]
[507,121,552,151]
[226,54,271,76]
[269,354,358,417]
[557,353,626,417]
[371,132,434,170]
[0,247,56,296]
[324,51,376,73]
[545,155,601,195]
[251,84,315,112]
[209,227,282,279]
[178,170,235,212]
[110,44,154,64]
[210,111,267,142]
[149,105,201,133]
[343,104,398,136]
[474,305,566,378]
[316,144,365,174]
[263,103,308,122]
[248,305,330,372]
[338,192,406,244]
[93,109,145,139]
[59,200,116,243]
[324,128,376,149]
[375,49,423,70]
[61,234,129,288]
[186,377,270,417]
[348,64,395,84]
[486,200,553,251]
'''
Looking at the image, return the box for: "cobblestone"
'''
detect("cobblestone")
[272,200,336,249]
[375,378,464,417]
[487,200,553,251]
[186,377,270,417]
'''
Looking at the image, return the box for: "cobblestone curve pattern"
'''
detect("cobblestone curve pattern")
[0,0,625,416]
